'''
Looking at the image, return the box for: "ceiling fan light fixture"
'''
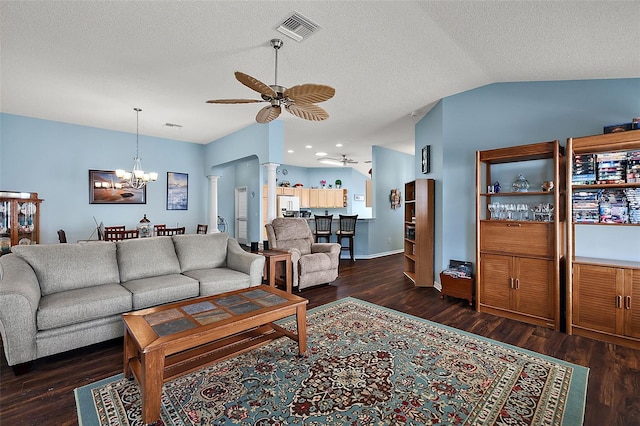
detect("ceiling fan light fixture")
[206,38,334,123]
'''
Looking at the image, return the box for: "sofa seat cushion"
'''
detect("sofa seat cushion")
[172,233,228,272]
[183,268,252,296]
[299,253,333,274]
[117,237,181,283]
[121,274,199,310]
[37,283,131,330]
[12,242,120,296]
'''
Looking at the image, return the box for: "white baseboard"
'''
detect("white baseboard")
[341,249,404,260]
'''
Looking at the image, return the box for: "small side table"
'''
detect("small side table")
[260,249,293,294]
[439,272,474,306]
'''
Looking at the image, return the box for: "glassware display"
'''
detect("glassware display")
[487,202,553,221]
[0,191,43,253]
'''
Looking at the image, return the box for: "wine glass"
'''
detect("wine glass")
[487,203,496,220]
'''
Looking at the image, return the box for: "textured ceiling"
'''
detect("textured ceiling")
[1,1,638,175]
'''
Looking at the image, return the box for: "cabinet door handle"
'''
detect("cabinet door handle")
[510,277,514,289]
[506,223,521,227]
[515,278,520,289]
[616,295,623,309]
[625,296,631,310]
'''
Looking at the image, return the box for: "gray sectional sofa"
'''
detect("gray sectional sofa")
[0,233,265,368]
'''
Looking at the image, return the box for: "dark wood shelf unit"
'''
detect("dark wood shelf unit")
[403,179,435,287]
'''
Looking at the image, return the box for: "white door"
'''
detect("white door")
[235,187,248,245]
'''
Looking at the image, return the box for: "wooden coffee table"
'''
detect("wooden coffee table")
[122,285,308,425]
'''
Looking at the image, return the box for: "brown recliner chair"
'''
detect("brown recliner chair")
[265,217,341,291]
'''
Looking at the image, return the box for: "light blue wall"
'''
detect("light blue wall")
[368,145,415,256]
[0,113,206,244]
[417,78,640,278]
[204,121,284,243]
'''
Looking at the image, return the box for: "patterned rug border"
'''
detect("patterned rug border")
[75,296,589,426]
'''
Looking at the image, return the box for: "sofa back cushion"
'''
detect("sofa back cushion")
[12,242,120,296]
[172,233,228,272]
[268,218,313,255]
[117,236,181,282]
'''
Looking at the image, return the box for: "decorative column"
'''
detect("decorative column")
[264,163,279,223]
[207,175,220,233]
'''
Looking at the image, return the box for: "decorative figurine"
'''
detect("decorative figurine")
[512,174,530,192]
[493,181,501,193]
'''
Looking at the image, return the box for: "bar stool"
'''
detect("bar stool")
[335,214,358,261]
[313,214,333,243]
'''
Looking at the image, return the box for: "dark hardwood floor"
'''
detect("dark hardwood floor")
[1,253,639,425]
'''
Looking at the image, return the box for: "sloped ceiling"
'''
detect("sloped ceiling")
[1,1,638,175]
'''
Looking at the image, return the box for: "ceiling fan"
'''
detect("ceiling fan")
[206,39,335,124]
[318,154,358,166]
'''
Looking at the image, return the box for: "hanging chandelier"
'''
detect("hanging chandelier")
[115,107,158,189]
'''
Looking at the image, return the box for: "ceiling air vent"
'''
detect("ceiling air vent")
[276,12,320,42]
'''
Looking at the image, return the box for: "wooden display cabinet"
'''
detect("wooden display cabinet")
[475,141,564,330]
[0,191,44,255]
[571,259,640,348]
[566,130,640,349]
[403,179,435,287]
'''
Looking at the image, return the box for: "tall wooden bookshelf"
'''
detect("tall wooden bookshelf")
[403,179,435,287]
[566,130,640,349]
[475,141,564,330]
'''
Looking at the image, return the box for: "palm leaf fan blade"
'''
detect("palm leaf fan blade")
[286,104,329,121]
[285,84,335,104]
[256,105,281,123]
[235,71,276,98]
[206,99,264,104]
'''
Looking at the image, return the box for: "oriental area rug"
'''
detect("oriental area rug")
[75,298,588,425]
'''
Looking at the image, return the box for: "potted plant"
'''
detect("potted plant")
[320,179,326,188]
[335,179,342,188]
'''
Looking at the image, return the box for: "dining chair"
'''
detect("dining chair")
[104,225,125,232]
[335,214,358,261]
[313,215,333,243]
[156,227,186,236]
[153,224,166,236]
[196,224,208,234]
[104,229,139,241]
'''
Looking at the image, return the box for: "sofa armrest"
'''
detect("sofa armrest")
[0,254,41,366]
[226,239,266,286]
[311,243,341,268]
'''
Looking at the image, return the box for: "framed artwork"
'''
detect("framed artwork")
[421,145,431,174]
[89,170,146,204]
[167,172,188,210]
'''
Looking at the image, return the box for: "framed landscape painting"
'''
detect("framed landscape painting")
[167,172,188,210]
[89,170,146,204]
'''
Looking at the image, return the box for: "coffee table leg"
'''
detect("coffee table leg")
[296,304,307,356]
[123,328,136,379]
[141,348,164,425]
[268,257,277,289]
[286,257,292,294]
